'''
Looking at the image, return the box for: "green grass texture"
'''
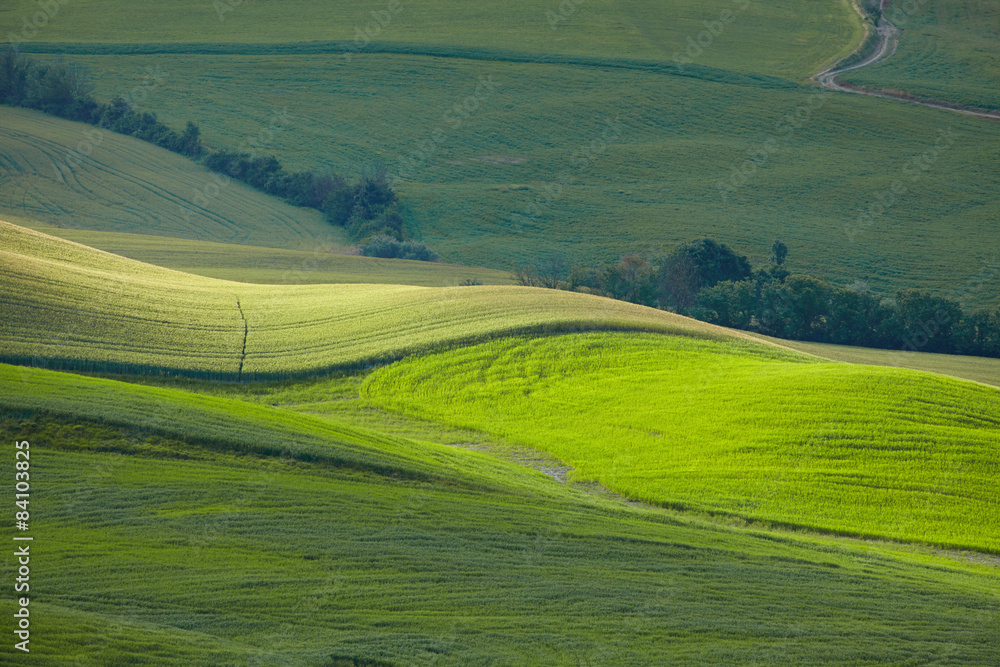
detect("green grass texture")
[747,331,1000,388]
[842,0,1000,110]
[1,362,999,664]
[2,0,861,80]
[365,332,1000,552]
[0,107,337,250]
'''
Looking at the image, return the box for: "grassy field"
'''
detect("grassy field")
[29,51,1000,308]
[365,332,1000,552]
[3,0,999,662]
[1,220,755,378]
[10,216,515,287]
[0,107,337,250]
[2,0,861,81]
[748,332,1000,388]
[842,0,1000,110]
[2,361,1000,664]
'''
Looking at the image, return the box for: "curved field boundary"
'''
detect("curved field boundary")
[815,0,1000,119]
[0,220,780,380]
[0,361,558,495]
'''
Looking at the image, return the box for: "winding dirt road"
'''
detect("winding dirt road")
[814,0,1000,120]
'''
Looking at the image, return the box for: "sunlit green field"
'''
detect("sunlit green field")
[842,0,1000,110]
[31,51,1000,308]
[365,332,1000,552]
[1,221,748,378]
[3,361,1000,664]
[2,0,861,80]
[2,0,999,663]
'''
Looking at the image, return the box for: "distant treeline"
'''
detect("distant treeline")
[0,48,431,255]
[517,240,1000,358]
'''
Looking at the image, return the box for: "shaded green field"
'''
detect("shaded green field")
[39,51,1000,308]
[2,0,861,80]
[0,221,750,378]
[748,331,1000,388]
[842,0,1000,110]
[365,332,1000,552]
[10,217,515,287]
[2,362,999,664]
[0,107,337,250]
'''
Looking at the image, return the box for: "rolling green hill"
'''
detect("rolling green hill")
[2,361,999,664]
[0,107,337,250]
[7,218,996,387]
[3,0,861,80]
[365,332,1000,552]
[842,0,1000,110]
[0,220,754,379]
[28,49,1000,308]
[2,0,998,663]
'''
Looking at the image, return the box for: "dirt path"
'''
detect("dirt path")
[814,0,1000,120]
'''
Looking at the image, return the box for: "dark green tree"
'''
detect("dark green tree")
[602,255,657,306]
[656,252,699,313]
[826,286,893,347]
[892,290,963,354]
[770,239,789,283]
[693,280,757,329]
[783,275,831,341]
[676,239,753,290]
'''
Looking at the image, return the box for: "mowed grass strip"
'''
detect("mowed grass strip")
[0,221,753,378]
[10,220,515,287]
[364,332,1000,552]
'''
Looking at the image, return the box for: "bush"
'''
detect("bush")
[360,235,438,262]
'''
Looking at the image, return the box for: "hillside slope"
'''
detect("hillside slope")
[0,108,337,250]
[2,361,999,664]
[366,332,1000,552]
[0,220,757,378]
[842,0,1000,110]
[4,0,860,80]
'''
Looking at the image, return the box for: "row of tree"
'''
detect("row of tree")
[0,48,423,250]
[1,48,204,158]
[202,151,405,242]
[516,239,1000,358]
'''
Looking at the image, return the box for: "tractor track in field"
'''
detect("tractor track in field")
[235,297,248,382]
[815,0,1000,120]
